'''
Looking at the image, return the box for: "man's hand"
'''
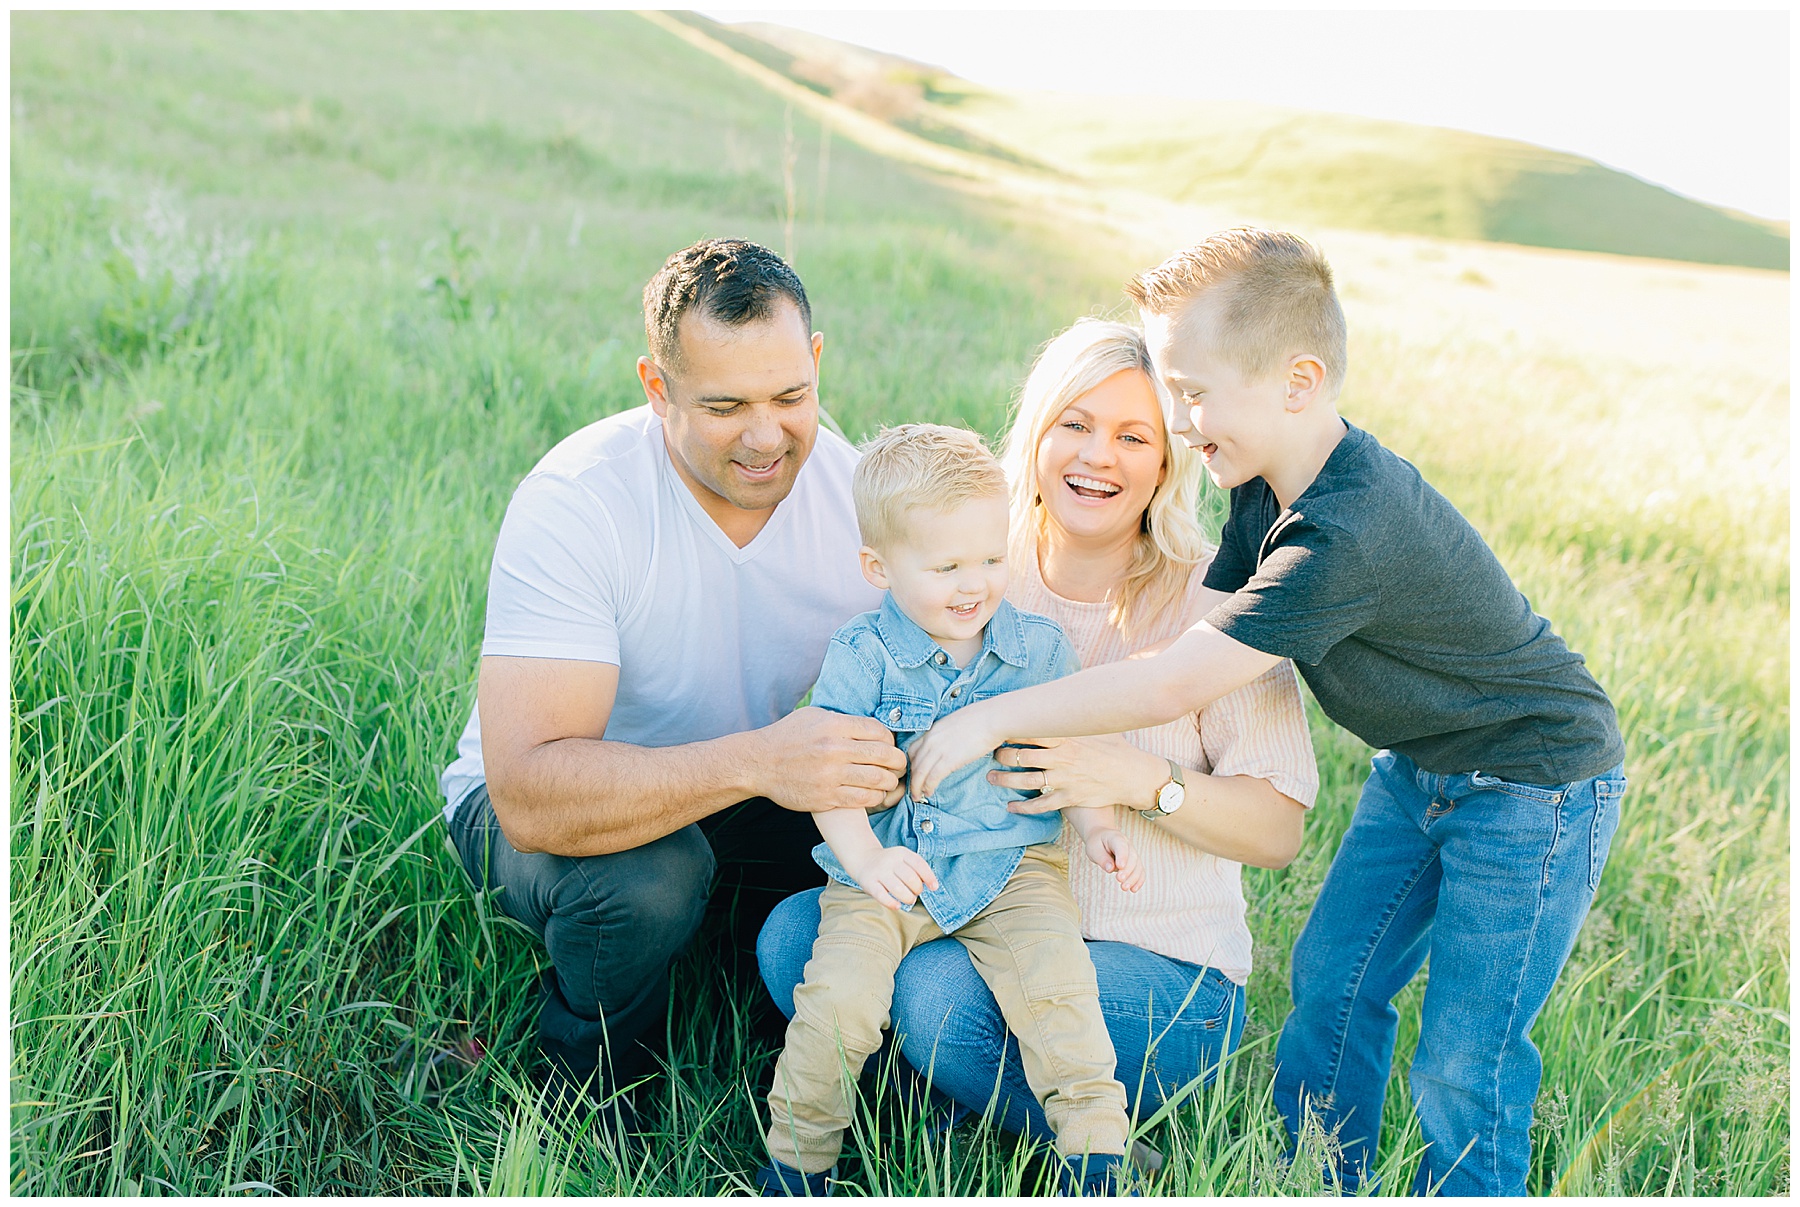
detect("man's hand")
[756,706,907,813]
[906,700,1004,802]
[841,845,940,910]
[1084,827,1144,893]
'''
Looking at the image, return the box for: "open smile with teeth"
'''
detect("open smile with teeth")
[1065,474,1122,499]
[736,457,782,477]
[949,602,981,618]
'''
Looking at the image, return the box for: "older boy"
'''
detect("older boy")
[758,425,1143,1197]
[909,230,1626,1196]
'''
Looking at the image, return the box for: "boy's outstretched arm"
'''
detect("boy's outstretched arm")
[814,807,940,910]
[909,620,1280,800]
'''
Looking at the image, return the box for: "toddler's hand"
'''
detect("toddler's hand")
[846,845,941,910]
[1084,828,1144,893]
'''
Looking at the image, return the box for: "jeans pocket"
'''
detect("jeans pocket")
[1588,777,1626,891]
[445,789,492,889]
[1468,770,1567,804]
[1161,969,1239,1034]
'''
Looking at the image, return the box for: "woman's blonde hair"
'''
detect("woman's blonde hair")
[1000,318,1210,635]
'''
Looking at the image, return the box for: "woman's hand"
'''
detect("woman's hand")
[907,703,1004,802]
[991,734,1167,816]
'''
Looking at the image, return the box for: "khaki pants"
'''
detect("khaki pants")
[765,845,1129,1174]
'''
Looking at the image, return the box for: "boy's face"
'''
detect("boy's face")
[860,493,1011,649]
[1143,298,1291,492]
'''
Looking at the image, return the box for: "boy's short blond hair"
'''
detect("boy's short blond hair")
[853,423,1008,551]
[1127,228,1348,395]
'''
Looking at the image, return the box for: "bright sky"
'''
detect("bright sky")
[705,9,1790,221]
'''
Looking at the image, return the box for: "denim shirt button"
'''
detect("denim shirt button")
[920,818,934,834]
[888,706,903,724]
[948,686,961,699]
[934,651,947,665]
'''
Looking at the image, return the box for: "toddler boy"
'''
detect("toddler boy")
[907,231,1626,1197]
[756,424,1143,1197]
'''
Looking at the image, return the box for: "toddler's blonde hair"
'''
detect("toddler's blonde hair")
[853,423,1008,550]
[1127,227,1348,396]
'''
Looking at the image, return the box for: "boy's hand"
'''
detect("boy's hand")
[1084,828,1144,893]
[843,845,941,910]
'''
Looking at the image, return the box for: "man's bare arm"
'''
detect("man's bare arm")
[480,655,906,857]
[908,621,1281,800]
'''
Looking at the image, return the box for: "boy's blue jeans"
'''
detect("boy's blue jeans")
[1274,750,1626,1196]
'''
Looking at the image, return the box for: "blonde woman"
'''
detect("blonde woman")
[758,319,1318,1144]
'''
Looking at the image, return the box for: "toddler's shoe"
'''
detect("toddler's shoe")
[754,1160,833,1197]
[1057,1151,1137,1197]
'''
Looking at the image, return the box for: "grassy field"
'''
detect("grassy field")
[10,10,1789,1197]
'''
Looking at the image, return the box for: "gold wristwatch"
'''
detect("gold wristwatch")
[1141,759,1186,819]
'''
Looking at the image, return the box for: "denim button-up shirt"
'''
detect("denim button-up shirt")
[810,593,1079,934]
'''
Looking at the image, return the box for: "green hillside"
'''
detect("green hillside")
[708,16,1789,271]
[9,10,1128,1196]
[10,10,1119,440]
[11,9,1788,1199]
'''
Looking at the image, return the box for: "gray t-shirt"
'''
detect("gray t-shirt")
[1203,422,1623,785]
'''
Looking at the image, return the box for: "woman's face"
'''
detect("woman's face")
[1034,368,1168,548]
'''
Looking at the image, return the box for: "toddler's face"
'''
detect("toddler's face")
[866,493,1010,649]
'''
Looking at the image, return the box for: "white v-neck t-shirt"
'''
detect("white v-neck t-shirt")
[439,404,880,819]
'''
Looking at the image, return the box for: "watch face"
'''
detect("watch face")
[1156,780,1184,813]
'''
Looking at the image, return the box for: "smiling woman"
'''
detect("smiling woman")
[755,318,1320,1152]
[1005,318,1210,635]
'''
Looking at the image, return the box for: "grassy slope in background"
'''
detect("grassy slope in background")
[10,9,1789,1196]
[707,14,1790,272]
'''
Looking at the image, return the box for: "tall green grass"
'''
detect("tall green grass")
[12,10,1788,1196]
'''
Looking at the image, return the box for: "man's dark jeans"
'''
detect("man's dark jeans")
[446,784,826,1089]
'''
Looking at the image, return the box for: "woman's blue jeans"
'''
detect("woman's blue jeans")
[1273,750,1626,1196]
[757,888,1246,1144]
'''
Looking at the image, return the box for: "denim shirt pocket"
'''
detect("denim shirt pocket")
[877,694,938,735]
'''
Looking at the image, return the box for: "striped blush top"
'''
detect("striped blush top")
[1010,545,1320,985]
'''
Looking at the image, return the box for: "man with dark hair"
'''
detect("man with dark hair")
[439,238,902,1140]
[642,238,812,372]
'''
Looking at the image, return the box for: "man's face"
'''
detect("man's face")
[1143,298,1289,492]
[644,301,823,517]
